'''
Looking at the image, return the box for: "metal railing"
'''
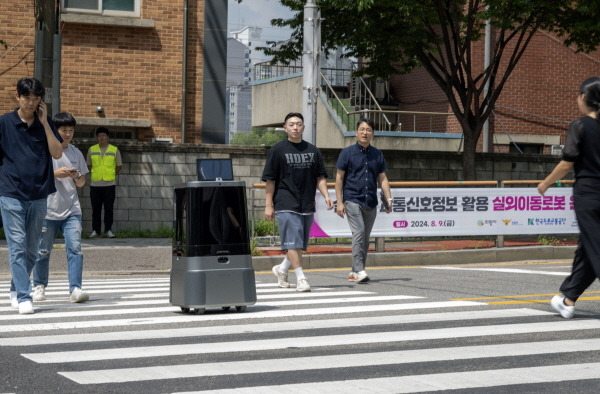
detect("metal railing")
[254,61,353,87]
[320,72,455,133]
[255,62,456,134]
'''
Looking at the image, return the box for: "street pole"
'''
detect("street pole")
[302,0,320,145]
[482,16,491,152]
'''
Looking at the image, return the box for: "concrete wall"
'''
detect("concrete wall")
[74,140,567,234]
[0,1,210,144]
[252,76,304,127]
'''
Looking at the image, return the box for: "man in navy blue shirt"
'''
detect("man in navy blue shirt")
[335,118,392,283]
[0,78,63,314]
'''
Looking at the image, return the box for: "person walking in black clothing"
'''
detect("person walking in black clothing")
[538,76,600,319]
[262,112,333,292]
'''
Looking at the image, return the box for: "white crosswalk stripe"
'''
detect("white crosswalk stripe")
[59,339,600,384]
[2,275,599,392]
[170,364,600,394]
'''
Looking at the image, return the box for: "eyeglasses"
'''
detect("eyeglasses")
[358,127,373,133]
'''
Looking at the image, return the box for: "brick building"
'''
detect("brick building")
[0,0,227,144]
[390,31,600,155]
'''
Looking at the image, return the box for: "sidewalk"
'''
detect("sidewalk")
[0,237,577,279]
[0,238,172,279]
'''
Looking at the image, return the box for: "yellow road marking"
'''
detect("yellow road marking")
[452,291,600,301]
[453,294,600,305]
[486,297,600,305]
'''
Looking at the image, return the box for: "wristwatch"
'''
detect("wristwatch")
[74,172,82,181]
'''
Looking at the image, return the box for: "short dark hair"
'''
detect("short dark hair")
[53,112,76,129]
[96,127,110,137]
[356,117,375,130]
[284,112,304,123]
[16,78,45,98]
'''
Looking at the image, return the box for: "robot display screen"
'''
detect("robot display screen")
[197,159,234,181]
[173,184,250,256]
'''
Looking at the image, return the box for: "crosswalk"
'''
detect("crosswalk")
[2,274,600,392]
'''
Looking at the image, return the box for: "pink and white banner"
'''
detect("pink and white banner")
[311,188,578,238]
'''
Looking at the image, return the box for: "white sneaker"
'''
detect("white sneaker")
[348,272,358,282]
[106,230,115,238]
[296,278,311,292]
[9,291,18,309]
[356,270,370,283]
[89,230,98,238]
[70,288,89,303]
[32,285,46,301]
[272,264,290,288]
[18,301,34,314]
[550,294,574,319]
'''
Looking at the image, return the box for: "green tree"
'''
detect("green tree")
[230,127,287,146]
[257,0,600,180]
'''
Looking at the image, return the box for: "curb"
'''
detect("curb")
[250,245,576,271]
[0,245,576,280]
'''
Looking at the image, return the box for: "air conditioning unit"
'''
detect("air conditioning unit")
[550,145,564,156]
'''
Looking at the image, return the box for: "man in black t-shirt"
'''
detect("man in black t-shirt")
[262,112,333,292]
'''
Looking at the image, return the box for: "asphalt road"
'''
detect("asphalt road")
[2,259,600,393]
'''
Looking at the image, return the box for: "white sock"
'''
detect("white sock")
[279,257,291,272]
[294,267,305,280]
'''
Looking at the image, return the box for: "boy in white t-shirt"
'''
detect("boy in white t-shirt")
[31,112,90,303]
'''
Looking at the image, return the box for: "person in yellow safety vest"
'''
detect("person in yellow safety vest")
[86,127,122,238]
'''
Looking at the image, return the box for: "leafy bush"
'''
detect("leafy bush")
[253,219,278,236]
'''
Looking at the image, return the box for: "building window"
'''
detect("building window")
[509,143,542,155]
[77,127,135,141]
[62,0,140,17]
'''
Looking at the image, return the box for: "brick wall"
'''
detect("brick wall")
[0,1,205,144]
[389,30,600,152]
[72,141,565,234]
[0,3,36,104]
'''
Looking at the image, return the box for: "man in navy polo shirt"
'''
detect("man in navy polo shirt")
[0,78,63,314]
[335,118,392,283]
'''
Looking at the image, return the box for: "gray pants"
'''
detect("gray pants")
[345,201,377,272]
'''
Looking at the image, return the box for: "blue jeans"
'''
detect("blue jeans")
[34,215,83,293]
[0,196,47,303]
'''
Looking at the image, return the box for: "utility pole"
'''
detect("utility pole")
[302,0,320,145]
[34,0,61,116]
[482,16,491,152]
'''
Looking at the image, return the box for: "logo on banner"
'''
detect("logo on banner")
[502,219,511,226]
[393,220,409,228]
